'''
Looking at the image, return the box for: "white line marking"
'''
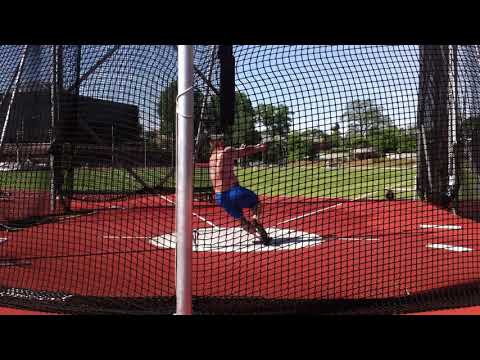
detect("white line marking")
[150,228,381,253]
[103,236,150,239]
[276,192,376,226]
[388,187,415,192]
[192,213,220,229]
[420,224,462,230]
[337,237,379,241]
[150,227,324,252]
[427,243,473,252]
[103,235,379,242]
[160,195,220,230]
[0,238,7,243]
[0,260,32,267]
[276,203,345,225]
[354,191,380,200]
[159,194,176,205]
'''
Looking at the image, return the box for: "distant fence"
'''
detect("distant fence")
[0,142,173,167]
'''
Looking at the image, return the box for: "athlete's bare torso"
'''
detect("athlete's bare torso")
[209,143,268,193]
[209,147,238,193]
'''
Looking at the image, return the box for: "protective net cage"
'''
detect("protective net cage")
[1,45,480,314]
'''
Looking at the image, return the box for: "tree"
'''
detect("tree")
[158,80,205,137]
[287,132,315,161]
[255,103,293,164]
[328,123,342,148]
[397,127,417,153]
[345,132,369,149]
[200,91,261,148]
[255,104,292,137]
[367,126,402,154]
[197,91,262,164]
[230,92,261,147]
[158,80,206,160]
[342,99,392,140]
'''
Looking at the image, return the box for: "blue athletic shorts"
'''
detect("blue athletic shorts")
[215,185,258,219]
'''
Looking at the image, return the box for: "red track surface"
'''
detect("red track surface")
[0,190,57,222]
[1,195,480,310]
[0,307,59,315]
[410,306,480,315]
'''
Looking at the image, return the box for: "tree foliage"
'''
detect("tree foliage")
[287,133,315,161]
[158,80,205,136]
[327,123,342,148]
[155,89,419,166]
[230,92,262,147]
[255,103,293,163]
[342,99,392,138]
[341,99,416,154]
[255,104,292,136]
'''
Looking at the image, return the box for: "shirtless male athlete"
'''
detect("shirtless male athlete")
[209,134,271,245]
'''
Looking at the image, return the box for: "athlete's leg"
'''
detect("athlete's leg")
[251,200,262,221]
[235,188,271,245]
[240,215,259,237]
[247,194,270,243]
[221,186,270,245]
[251,218,271,245]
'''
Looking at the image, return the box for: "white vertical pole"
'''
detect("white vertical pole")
[448,45,458,189]
[176,45,194,315]
[50,45,59,212]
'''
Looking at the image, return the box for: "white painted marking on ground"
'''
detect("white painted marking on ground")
[354,191,380,200]
[389,187,415,192]
[276,192,379,226]
[427,243,473,252]
[149,227,378,253]
[192,213,220,229]
[420,224,462,230]
[276,203,346,225]
[103,236,150,239]
[161,194,220,230]
[150,227,324,252]
[0,238,7,244]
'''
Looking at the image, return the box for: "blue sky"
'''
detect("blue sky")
[3,45,480,141]
[8,45,469,135]
[70,45,423,134]
[234,45,421,134]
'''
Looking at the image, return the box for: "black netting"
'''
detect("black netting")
[0,45,214,314]
[1,45,480,314]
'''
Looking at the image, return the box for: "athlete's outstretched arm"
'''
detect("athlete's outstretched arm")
[226,143,268,159]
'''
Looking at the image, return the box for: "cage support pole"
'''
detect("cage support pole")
[194,45,217,159]
[175,45,194,315]
[64,45,83,210]
[67,45,121,92]
[170,45,220,96]
[447,46,458,189]
[50,45,62,212]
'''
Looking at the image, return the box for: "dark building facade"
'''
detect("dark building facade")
[0,90,141,145]
[1,90,142,164]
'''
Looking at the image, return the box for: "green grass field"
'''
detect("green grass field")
[0,162,417,200]
[459,167,480,200]
[237,162,417,200]
[0,170,51,190]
